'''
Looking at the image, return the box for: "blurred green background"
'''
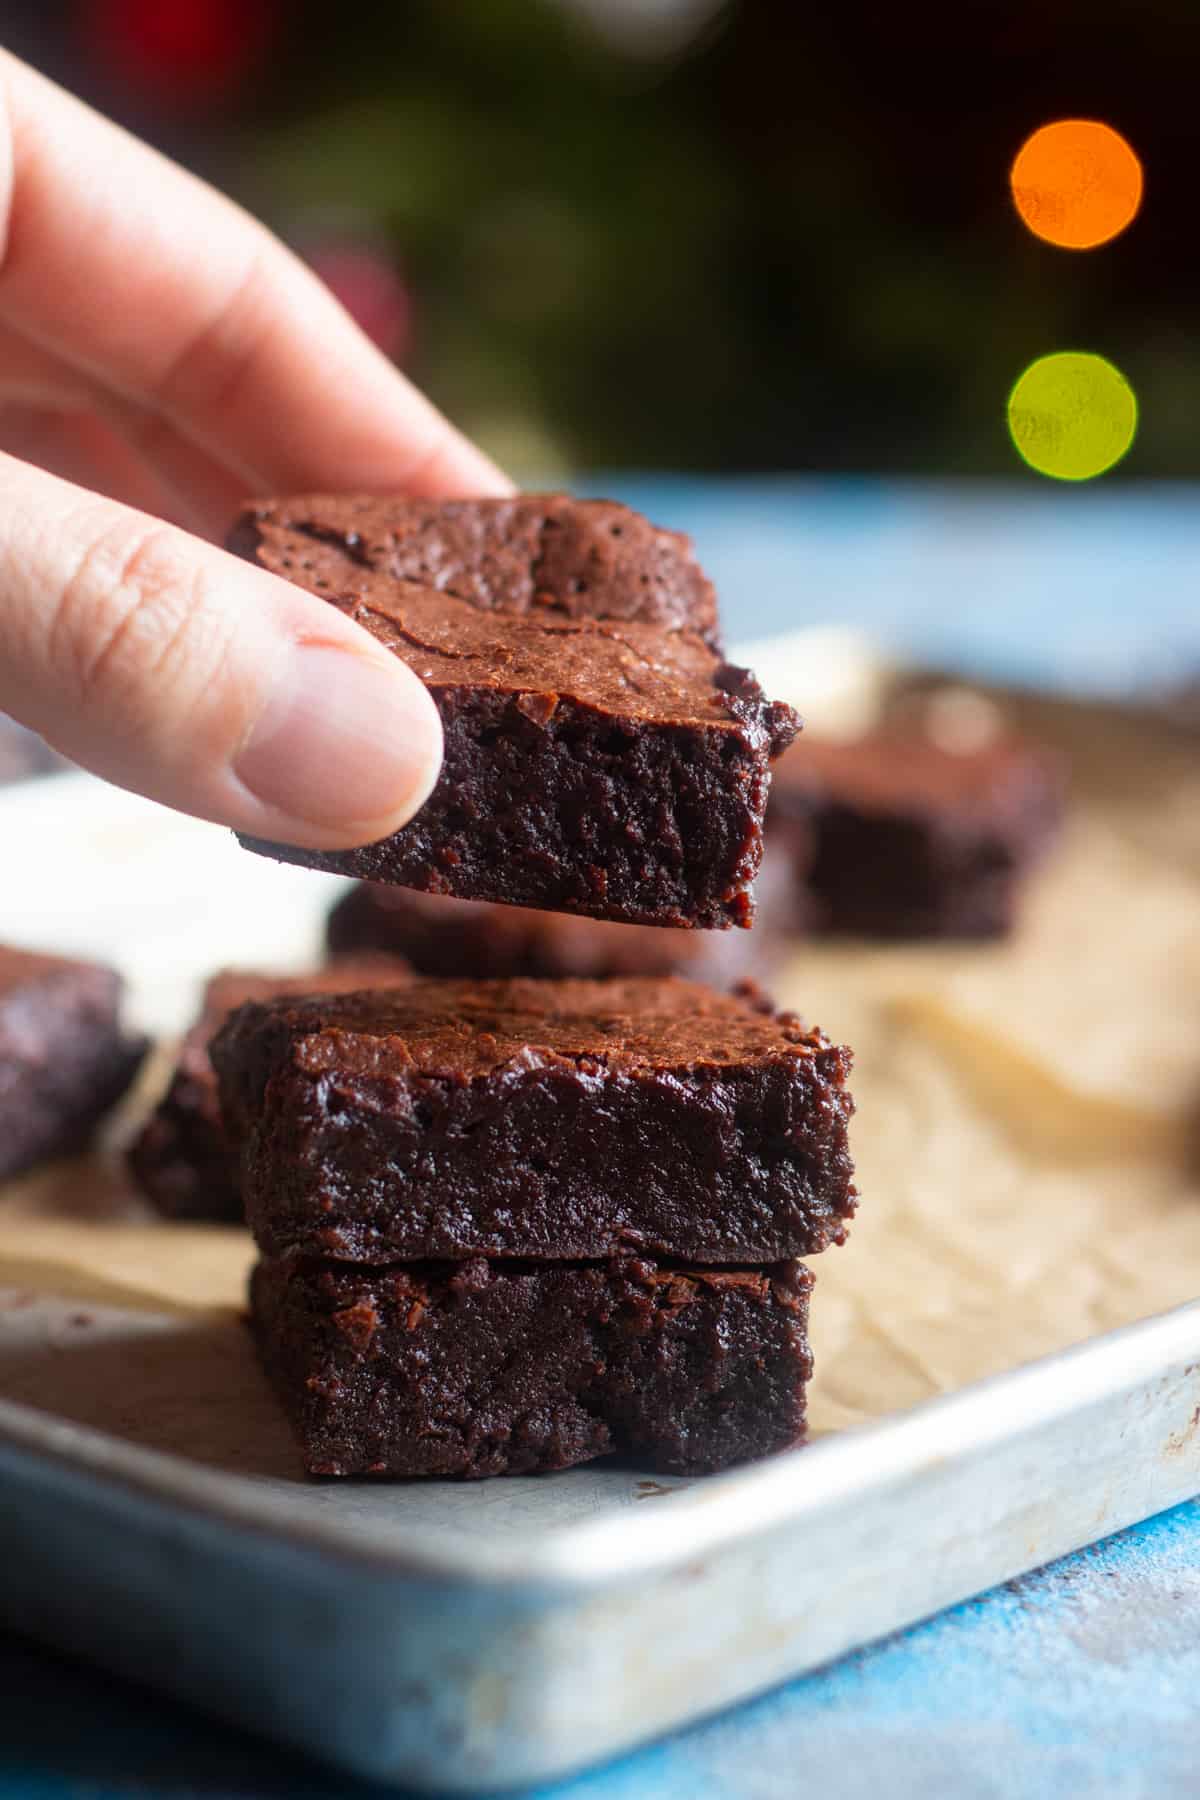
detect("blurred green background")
[10,0,1197,481]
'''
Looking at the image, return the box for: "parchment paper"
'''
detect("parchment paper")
[1,681,1197,1498]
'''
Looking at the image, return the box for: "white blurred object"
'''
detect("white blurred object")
[922,686,1006,754]
[0,773,348,1035]
[728,626,889,740]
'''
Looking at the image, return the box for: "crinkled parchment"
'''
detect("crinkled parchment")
[0,688,1198,1480]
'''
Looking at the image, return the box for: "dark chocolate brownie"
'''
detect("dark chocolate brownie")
[324,869,788,983]
[128,957,410,1222]
[250,1252,814,1478]
[0,946,146,1180]
[212,976,856,1264]
[768,733,1064,938]
[231,495,799,929]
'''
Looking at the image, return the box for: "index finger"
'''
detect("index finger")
[0,51,511,503]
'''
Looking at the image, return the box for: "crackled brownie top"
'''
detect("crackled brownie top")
[325,570,779,733]
[226,975,831,1088]
[231,492,720,645]
[233,541,792,750]
[230,493,796,746]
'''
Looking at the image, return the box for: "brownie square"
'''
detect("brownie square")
[250,1252,814,1478]
[324,872,787,984]
[211,975,856,1264]
[128,956,411,1222]
[768,733,1065,938]
[231,495,799,928]
[0,945,145,1179]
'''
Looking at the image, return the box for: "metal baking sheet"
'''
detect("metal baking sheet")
[0,641,1197,1793]
[2,1307,1199,1793]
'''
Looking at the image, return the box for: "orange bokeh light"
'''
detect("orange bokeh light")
[1010,119,1143,250]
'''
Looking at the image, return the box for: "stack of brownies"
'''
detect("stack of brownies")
[211,976,855,1476]
[204,493,857,1479]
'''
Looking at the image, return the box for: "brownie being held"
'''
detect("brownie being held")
[0,945,145,1179]
[128,956,410,1222]
[232,495,799,929]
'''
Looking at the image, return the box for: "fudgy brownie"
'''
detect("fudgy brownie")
[0,946,146,1180]
[231,495,799,928]
[250,1252,814,1478]
[212,975,856,1264]
[324,867,789,983]
[768,733,1064,938]
[128,957,410,1222]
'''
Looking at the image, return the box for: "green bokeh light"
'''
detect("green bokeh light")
[1007,352,1137,481]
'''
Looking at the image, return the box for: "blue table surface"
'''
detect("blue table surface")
[4,476,1199,1800]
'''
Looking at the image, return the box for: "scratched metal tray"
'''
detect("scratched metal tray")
[2,1314,1199,1792]
[0,648,1198,1794]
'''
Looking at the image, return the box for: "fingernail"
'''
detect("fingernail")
[235,644,442,839]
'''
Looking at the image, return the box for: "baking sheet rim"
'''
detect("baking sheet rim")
[3,1293,1198,1595]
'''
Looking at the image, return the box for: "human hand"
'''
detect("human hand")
[0,51,511,847]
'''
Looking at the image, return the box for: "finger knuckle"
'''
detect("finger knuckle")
[51,517,222,725]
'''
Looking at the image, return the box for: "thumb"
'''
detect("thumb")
[0,454,442,847]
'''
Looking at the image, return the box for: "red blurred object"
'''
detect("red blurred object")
[78,0,279,103]
[305,243,414,362]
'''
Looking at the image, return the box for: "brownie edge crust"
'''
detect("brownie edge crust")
[250,1253,814,1478]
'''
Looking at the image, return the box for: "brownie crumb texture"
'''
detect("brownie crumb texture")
[250,1253,814,1478]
